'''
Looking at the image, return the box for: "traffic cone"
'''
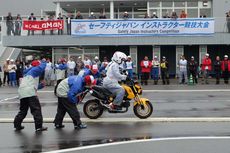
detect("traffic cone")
[188,74,194,85]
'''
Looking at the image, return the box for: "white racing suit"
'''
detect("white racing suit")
[103,61,127,106]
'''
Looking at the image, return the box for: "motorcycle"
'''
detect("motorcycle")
[82,77,153,119]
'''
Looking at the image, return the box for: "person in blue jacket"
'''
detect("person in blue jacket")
[14,59,48,132]
[78,65,102,85]
[54,75,96,129]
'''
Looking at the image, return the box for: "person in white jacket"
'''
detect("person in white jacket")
[103,51,127,110]
[67,57,76,77]
[8,59,17,87]
[178,55,188,84]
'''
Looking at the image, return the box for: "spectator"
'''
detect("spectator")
[144,12,150,18]
[15,14,22,36]
[180,10,187,18]
[100,57,109,73]
[67,57,76,76]
[3,59,10,86]
[151,12,158,18]
[221,55,230,84]
[160,56,170,85]
[54,58,67,96]
[200,15,207,18]
[75,11,83,19]
[48,15,55,35]
[99,11,106,19]
[188,56,198,84]
[171,12,178,19]
[6,12,14,36]
[57,13,64,35]
[0,65,2,87]
[178,55,188,84]
[16,60,23,86]
[123,11,129,19]
[151,56,160,85]
[24,62,31,70]
[76,56,84,75]
[214,56,221,84]
[201,53,212,84]
[92,56,101,68]
[140,56,152,85]
[83,56,92,67]
[89,12,96,19]
[126,56,134,79]
[226,11,230,33]
[66,13,73,35]
[44,59,53,86]
[28,13,36,35]
[8,59,17,87]
[41,17,45,35]
[163,12,171,18]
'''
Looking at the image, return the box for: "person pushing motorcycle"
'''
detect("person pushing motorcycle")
[103,51,128,110]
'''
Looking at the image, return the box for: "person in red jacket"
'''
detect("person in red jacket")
[202,53,212,84]
[140,56,152,85]
[221,55,230,84]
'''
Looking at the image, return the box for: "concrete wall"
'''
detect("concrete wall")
[0,0,55,17]
[3,33,230,47]
[213,0,230,32]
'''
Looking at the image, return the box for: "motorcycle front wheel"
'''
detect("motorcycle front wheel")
[83,99,103,119]
[133,101,153,119]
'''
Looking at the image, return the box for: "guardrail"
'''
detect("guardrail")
[0,17,229,36]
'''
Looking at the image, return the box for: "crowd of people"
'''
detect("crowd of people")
[1,53,230,88]
[139,53,230,85]
[0,55,109,87]
[4,9,211,36]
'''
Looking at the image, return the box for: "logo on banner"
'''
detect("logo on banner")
[75,23,86,33]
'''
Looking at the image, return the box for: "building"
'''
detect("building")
[1,0,230,76]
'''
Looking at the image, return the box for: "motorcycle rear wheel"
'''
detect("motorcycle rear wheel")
[133,101,153,119]
[83,99,103,119]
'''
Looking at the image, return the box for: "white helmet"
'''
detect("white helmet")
[112,51,127,64]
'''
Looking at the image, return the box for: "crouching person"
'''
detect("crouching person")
[54,75,96,129]
[14,59,48,132]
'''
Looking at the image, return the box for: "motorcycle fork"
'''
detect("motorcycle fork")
[134,94,146,108]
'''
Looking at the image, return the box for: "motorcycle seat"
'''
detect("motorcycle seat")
[92,86,116,97]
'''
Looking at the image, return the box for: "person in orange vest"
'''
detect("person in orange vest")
[221,55,230,84]
[140,56,152,85]
[201,53,212,84]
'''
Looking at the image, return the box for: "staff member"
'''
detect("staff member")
[160,56,170,85]
[140,56,152,85]
[54,75,96,129]
[14,59,48,132]
[221,55,230,84]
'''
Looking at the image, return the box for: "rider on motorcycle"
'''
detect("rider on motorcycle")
[103,51,127,110]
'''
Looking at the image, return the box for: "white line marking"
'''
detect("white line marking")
[38,89,230,93]
[0,96,19,102]
[1,117,230,123]
[43,136,230,153]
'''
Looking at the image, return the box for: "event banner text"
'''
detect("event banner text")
[71,18,214,36]
[23,20,64,30]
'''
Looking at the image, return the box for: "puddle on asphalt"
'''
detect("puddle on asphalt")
[52,136,153,150]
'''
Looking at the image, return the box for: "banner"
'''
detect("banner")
[71,18,214,36]
[23,20,64,30]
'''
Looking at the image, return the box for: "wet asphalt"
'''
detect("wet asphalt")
[1,85,230,152]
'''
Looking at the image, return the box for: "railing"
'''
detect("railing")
[0,17,229,37]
